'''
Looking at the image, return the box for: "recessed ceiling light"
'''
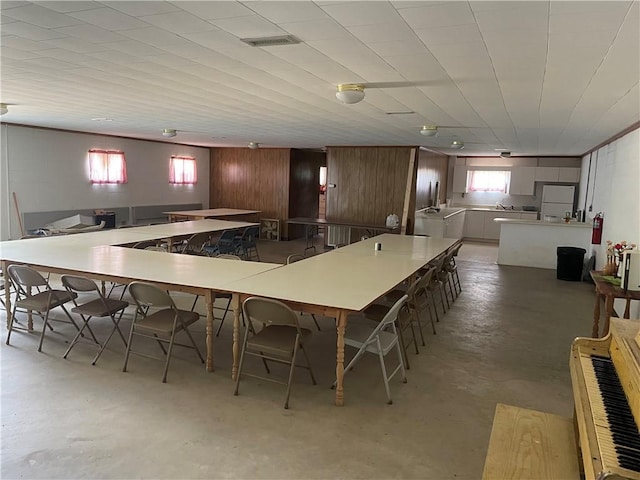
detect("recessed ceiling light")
[386,111,415,115]
[91,117,113,122]
[162,129,177,138]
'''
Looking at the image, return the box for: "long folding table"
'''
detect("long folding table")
[0,220,278,371]
[164,208,261,223]
[225,234,457,406]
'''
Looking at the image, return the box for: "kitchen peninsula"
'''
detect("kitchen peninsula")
[495,218,592,269]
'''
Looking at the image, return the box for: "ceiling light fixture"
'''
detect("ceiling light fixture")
[0,104,8,115]
[420,126,438,137]
[248,142,259,150]
[162,129,177,138]
[450,140,465,150]
[336,84,365,104]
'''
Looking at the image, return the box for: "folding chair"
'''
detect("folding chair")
[61,275,129,364]
[6,264,79,352]
[178,232,211,255]
[203,229,240,257]
[234,296,316,409]
[336,295,408,404]
[123,282,204,383]
[237,225,260,261]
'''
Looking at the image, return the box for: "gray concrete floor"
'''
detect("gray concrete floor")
[0,238,596,479]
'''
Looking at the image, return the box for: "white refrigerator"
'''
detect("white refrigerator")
[541,185,575,217]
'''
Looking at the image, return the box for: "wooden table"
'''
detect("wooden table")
[226,235,456,405]
[287,217,398,252]
[0,222,279,371]
[589,270,640,337]
[164,208,261,223]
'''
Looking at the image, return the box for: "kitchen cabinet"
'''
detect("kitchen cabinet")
[464,210,525,240]
[509,167,536,195]
[464,210,485,238]
[452,166,468,193]
[443,211,465,238]
[558,167,580,182]
[535,167,580,183]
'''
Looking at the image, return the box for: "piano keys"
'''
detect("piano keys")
[570,317,640,480]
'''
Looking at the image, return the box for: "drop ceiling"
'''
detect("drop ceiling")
[1,1,638,156]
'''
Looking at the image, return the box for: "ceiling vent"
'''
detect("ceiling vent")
[500,151,511,158]
[241,35,301,47]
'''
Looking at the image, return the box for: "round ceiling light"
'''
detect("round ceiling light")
[450,140,465,150]
[248,142,259,149]
[162,129,177,138]
[335,84,365,104]
[420,126,438,137]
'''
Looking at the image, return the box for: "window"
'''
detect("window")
[466,170,510,193]
[89,149,127,184]
[170,156,197,184]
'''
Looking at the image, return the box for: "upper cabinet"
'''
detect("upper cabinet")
[535,167,580,183]
[509,167,536,195]
[452,165,468,193]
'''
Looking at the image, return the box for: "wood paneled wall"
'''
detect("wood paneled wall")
[209,148,290,235]
[326,147,416,234]
[288,149,326,240]
[416,148,449,208]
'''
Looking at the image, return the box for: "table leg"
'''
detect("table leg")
[205,290,215,372]
[334,310,347,406]
[231,294,241,381]
[603,294,615,337]
[624,298,631,319]
[592,291,601,338]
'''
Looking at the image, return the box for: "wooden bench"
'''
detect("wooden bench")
[482,403,580,479]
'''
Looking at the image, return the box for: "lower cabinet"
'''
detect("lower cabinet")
[464,210,534,241]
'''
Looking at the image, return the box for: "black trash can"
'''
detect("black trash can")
[557,246,586,281]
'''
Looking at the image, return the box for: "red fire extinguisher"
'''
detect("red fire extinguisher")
[592,213,603,245]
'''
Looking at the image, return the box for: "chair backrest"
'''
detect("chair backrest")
[286,254,305,264]
[145,246,168,252]
[241,225,260,243]
[8,264,48,290]
[218,229,238,244]
[217,254,241,260]
[243,297,301,330]
[180,232,210,254]
[381,295,409,328]
[61,274,99,293]
[129,282,174,310]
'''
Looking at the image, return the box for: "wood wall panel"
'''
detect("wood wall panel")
[416,149,449,208]
[326,147,415,236]
[209,148,290,235]
[288,149,326,240]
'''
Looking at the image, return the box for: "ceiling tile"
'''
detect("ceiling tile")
[175,1,254,20]
[101,1,180,17]
[210,14,286,38]
[244,1,327,23]
[320,2,401,27]
[398,3,475,29]
[2,2,82,28]
[54,24,128,43]
[68,7,150,31]
[139,11,218,34]
[1,20,67,40]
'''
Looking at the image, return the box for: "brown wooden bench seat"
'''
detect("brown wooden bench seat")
[482,403,580,479]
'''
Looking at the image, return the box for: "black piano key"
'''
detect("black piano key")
[590,356,640,473]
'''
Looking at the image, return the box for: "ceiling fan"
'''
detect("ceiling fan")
[335,81,443,104]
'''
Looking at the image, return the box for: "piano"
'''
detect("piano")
[570,317,640,480]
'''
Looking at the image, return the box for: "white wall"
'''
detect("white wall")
[0,125,209,240]
[579,128,640,317]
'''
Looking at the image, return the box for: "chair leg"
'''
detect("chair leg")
[413,306,426,347]
[5,304,18,345]
[122,320,137,373]
[92,310,127,365]
[190,295,199,312]
[376,337,392,404]
[161,331,177,383]
[395,333,408,384]
[284,338,300,409]
[215,298,233,337]
[395,322,411,370]
[37,309,53,352]
[298,341,317,385]
[182,325,204,364]
[233,328,250,396]
[63,314,92,359]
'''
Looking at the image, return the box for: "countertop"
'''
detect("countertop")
[415,208,466,219]
[493,218,590,228]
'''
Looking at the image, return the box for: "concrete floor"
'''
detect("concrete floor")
[0,239,596,479]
